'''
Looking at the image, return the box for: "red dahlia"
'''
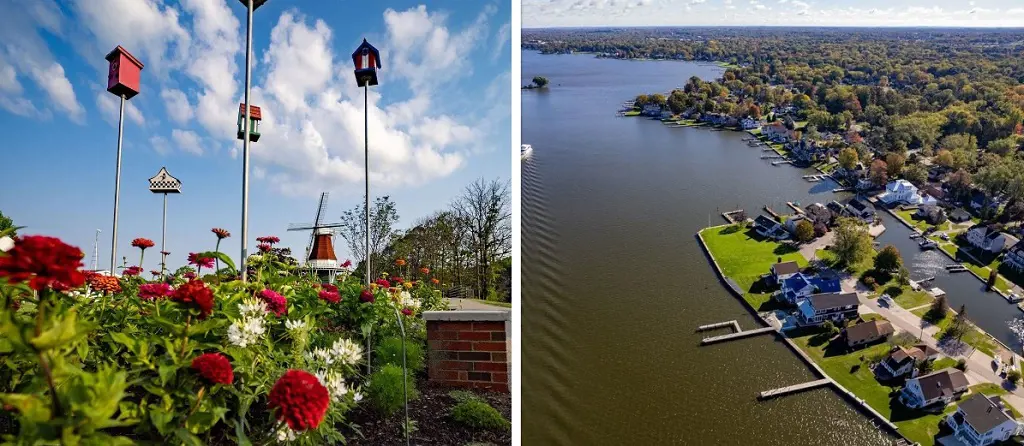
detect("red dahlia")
[211,228,231,239]
[131,238,155,249]
[171,280,215,319]
[258,289,287,317]
[359,289,375,303]
[318,290,340,304]
[191,353,234,385]
[268,370,330,431]
[139,283,173,300]
[0,235,85,291]
[375,278,391,288]
[321,283,338,293]
[187,253,214,269]
[256,236,280,245]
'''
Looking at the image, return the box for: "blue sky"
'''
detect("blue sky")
[0,0,511,272]
[523,0,1024,27]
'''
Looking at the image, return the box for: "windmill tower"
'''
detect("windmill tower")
[287,192,345,282]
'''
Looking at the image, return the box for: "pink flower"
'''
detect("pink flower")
[341,259,352,268]
[123,266,143,276]
[258,243,272,253]
[256,236,280,245]
[318,290,340,304]
[258,289,287,317]
[184,271,197,280]
[139,283,173,300]
[188,253,214,269]
[401,307,413,316]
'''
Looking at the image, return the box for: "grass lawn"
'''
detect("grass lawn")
[910,307,998,357]
[623,110,640,116]
[789,329,951,445]
[935,240,1013,294]
[890,288,934,310]
[816,248,873,277]
[933,357,959,370]
[700,224,807,311]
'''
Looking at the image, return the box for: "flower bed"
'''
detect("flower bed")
[0,232,484,444]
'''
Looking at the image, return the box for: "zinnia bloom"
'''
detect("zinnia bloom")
[171,280,215,319]
[258,289,287,317]
[395,259,406,266]
[150,270,161,276]
[420,267,430,274]
[256,236,280,245]
[268,370,330,431]
[403,282,413,289]
[318,290,340,304]
[89,274,121,294]
[401,307,413,316]
[188,253,215,269]
[184,271,197,280]
[321,283,338,293]
[0,235,86,291]
[131,238,155,250]
[211,228,231,239]
[341,260,352,268]
[191,353,234,385]
[431,278,440,285]
[375,278,391,288]
[123,266,143,276]
[139,283,173,300]
[257,243,272,253]
[393,277,403,284]
[359,289,375,303]
[160,251,171,256]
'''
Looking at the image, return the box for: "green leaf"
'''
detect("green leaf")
[187,318,230,337]
[149,406,175,436]
[173,428,205,446]
[198,251,236,274]
[158,363,180,387]
[30,310,95,350]
[0,393,51,423]
[186,406,228,434]
[234,417,252,446]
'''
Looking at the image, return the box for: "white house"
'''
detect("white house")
[1004,241,1024,272]
[741,118,760,130]
[761,122,792,141]
[784,215,809,235]
[878,180,933,205]
[899,368,969,409]
[877,345,941,379]
[945,393,1022,446]
[796,292,859,326]
[770,261,800,284]
[965,224,1009,254]
[754,215,788,240]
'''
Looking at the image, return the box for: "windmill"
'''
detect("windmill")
[287,192,345,282]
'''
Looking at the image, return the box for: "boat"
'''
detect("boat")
[909,234,920,239]
[919,240,938,250]
[520,144,533,160]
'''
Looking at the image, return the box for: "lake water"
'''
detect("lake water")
[520,50,897,445]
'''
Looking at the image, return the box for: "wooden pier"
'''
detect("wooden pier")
[697,320,741,332]
[772,160,793,166]
[760,155,784,160]
[758,379,832,400]
[701,327,776,345]
[720,210,746,224]
[763,206,782,220]
[786,202,804,214]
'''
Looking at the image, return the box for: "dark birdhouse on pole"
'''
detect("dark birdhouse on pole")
[105,46,144,100]
[352,39,382,87]
[237,103,262,142]
[237,0,268,10]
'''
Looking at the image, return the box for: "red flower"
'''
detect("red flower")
[393,277,403,284]
[131,238,155,250]
[139,283,173,300]
[375,278,391,288]
[188,253,214,269]
[184,271,197,280]
[318,290,340,304]
[257,243,272,253]
[256,236,280,245]
[401,307,413,316]
[258,289,287,317]
[211,228,231,239]
[0,235,85,291]
[359,289,375,303]
[89,274,121,294]
[395,259,406,266]
[341,259,352,268]
[171,280,215,319]
[150,270,161,276]
[191,353,234,385]
[321,283,338,293]
[268,370,330,431]
[420,267,430,274]
[123,266,143,276]
[430,278,439,285]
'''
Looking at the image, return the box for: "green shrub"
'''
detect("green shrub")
[376,337,425,373]
[368,364,419,416]
[1008,369,1021,385]
[451,398,509,431]
[955,359,967,371]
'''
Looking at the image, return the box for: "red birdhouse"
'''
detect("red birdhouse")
[105,46,144,100]
[237,104,262,142]
[352,39,382,87]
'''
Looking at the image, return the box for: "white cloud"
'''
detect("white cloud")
[181,0,241,140]
[691,0,706,4]
[171,129,204,155]
[494,23,511,61]
[150,135,170,155]
[71,0,190,76]
[96,92,144,126]
[29,64,85,122]
[161,89,193,124]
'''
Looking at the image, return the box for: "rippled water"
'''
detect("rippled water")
[521,50,894,445]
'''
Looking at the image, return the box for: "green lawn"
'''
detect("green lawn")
[789,330,952,445]
[893,209,952,233]
[944,240,1013,293]
[932,357,959,371]
[700,225,807,311]
[623,110,640,116]
[910,307,998,357]
[890,288,934,310]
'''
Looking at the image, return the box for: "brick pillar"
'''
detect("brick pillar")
[424,310,510,393]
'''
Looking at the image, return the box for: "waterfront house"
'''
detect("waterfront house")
[784,214,809,235]
[929,166,952,182]
[761,122,792,141]
[923,185,946,203]
[770,261,801,285]
[843,319,894,348]
[856,178,876,191]
[966,224,1009,254]
[879,180,935,206]
[899,368,969,409]
[778,273,842,304]
[970,190,1001,213]
[845,198,875,221]
[950,208,972,223]
[642,104,662,117]
[826,201,846,219]
[944,394,1022,446]
[804,203,834,227]
[754,215,788,240]
[1003,241,1024,272]
[796,292,859,326]
[660,109,673,119]
[915,205,947,225]
[741,117,759,130]
[877,345,941,379]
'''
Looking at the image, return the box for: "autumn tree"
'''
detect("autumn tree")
[885,152,907,178]
[870,159,889,187]
[794,220,815,243]
[904,163,928,185]
[874,245,903,274]
[935,149,955,168]
[838,148,859,171]
[833,217,874,268]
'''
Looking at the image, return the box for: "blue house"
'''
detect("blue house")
[778,272,842,304]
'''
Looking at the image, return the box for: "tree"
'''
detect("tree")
[988,270,1000,291]
[917,358,935,375]
[928,295,949,320]
[838,148,859,171]
[833,217,874,267]
[338,196,400,281]
[794,220,815,243]
[869,159,889,187]
[0,210,14,237]
[1009,369,1022,386]
[948,305,970,343]
[935,149,955,168]
[874,245,903,273]
[903,163,928,185]
[987,136,1019,156]
[885,152,906,178]
[453,178,511,298]
[532,76,549,88]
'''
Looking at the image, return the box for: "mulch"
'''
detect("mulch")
[344,381,511,445]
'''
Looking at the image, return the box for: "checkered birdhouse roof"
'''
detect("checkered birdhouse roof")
[149,167,181,193]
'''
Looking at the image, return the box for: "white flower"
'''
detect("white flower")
[275,424,297,443]
[239,298,268,317]
[227,313,267,348]
[308,347,334,365]
[352,391,364,403]
[0,236,13,253]
[330,338,364,366]
[315,370,349,402]
[284,319,307,332]
[398,291,421,310]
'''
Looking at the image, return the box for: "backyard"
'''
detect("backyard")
[910,307,999,357]
[700,224,807,311]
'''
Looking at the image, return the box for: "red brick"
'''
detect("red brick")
[491,352,508,362]
[431,321,472,331]
[439,360,472,371]
[457,371,468,381]
[468,371,491,381]
[473,341,506,352]
[490,331,506,341]
[458,351,491,361]
[492,372,508,384]
[428,369,460,381]
[472,321,505,331]
[458,331,492,341]
[474,362,507,372]
[427,330,458,340]
[429,340,471,351]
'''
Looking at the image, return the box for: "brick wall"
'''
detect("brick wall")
[424,310,510,393]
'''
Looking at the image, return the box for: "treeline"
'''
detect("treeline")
[337,178,512,303]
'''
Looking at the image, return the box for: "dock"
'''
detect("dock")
[772,160,793,166]
[763,206,782,220]
[786,202,804,214]
[832,187,853,193]
[758,379,832,400]
[697,320,741,332]
[761,155,784,160]
[720,210,746,224]
[946,264,969,273]
[701,326,776,345]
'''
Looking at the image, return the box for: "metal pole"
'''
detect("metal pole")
[92,229,101,271]
[161,193,167,274]
[364,84,372,376]
[240,0,253,282]
[110,94,125,272]
[395,307,410,446]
